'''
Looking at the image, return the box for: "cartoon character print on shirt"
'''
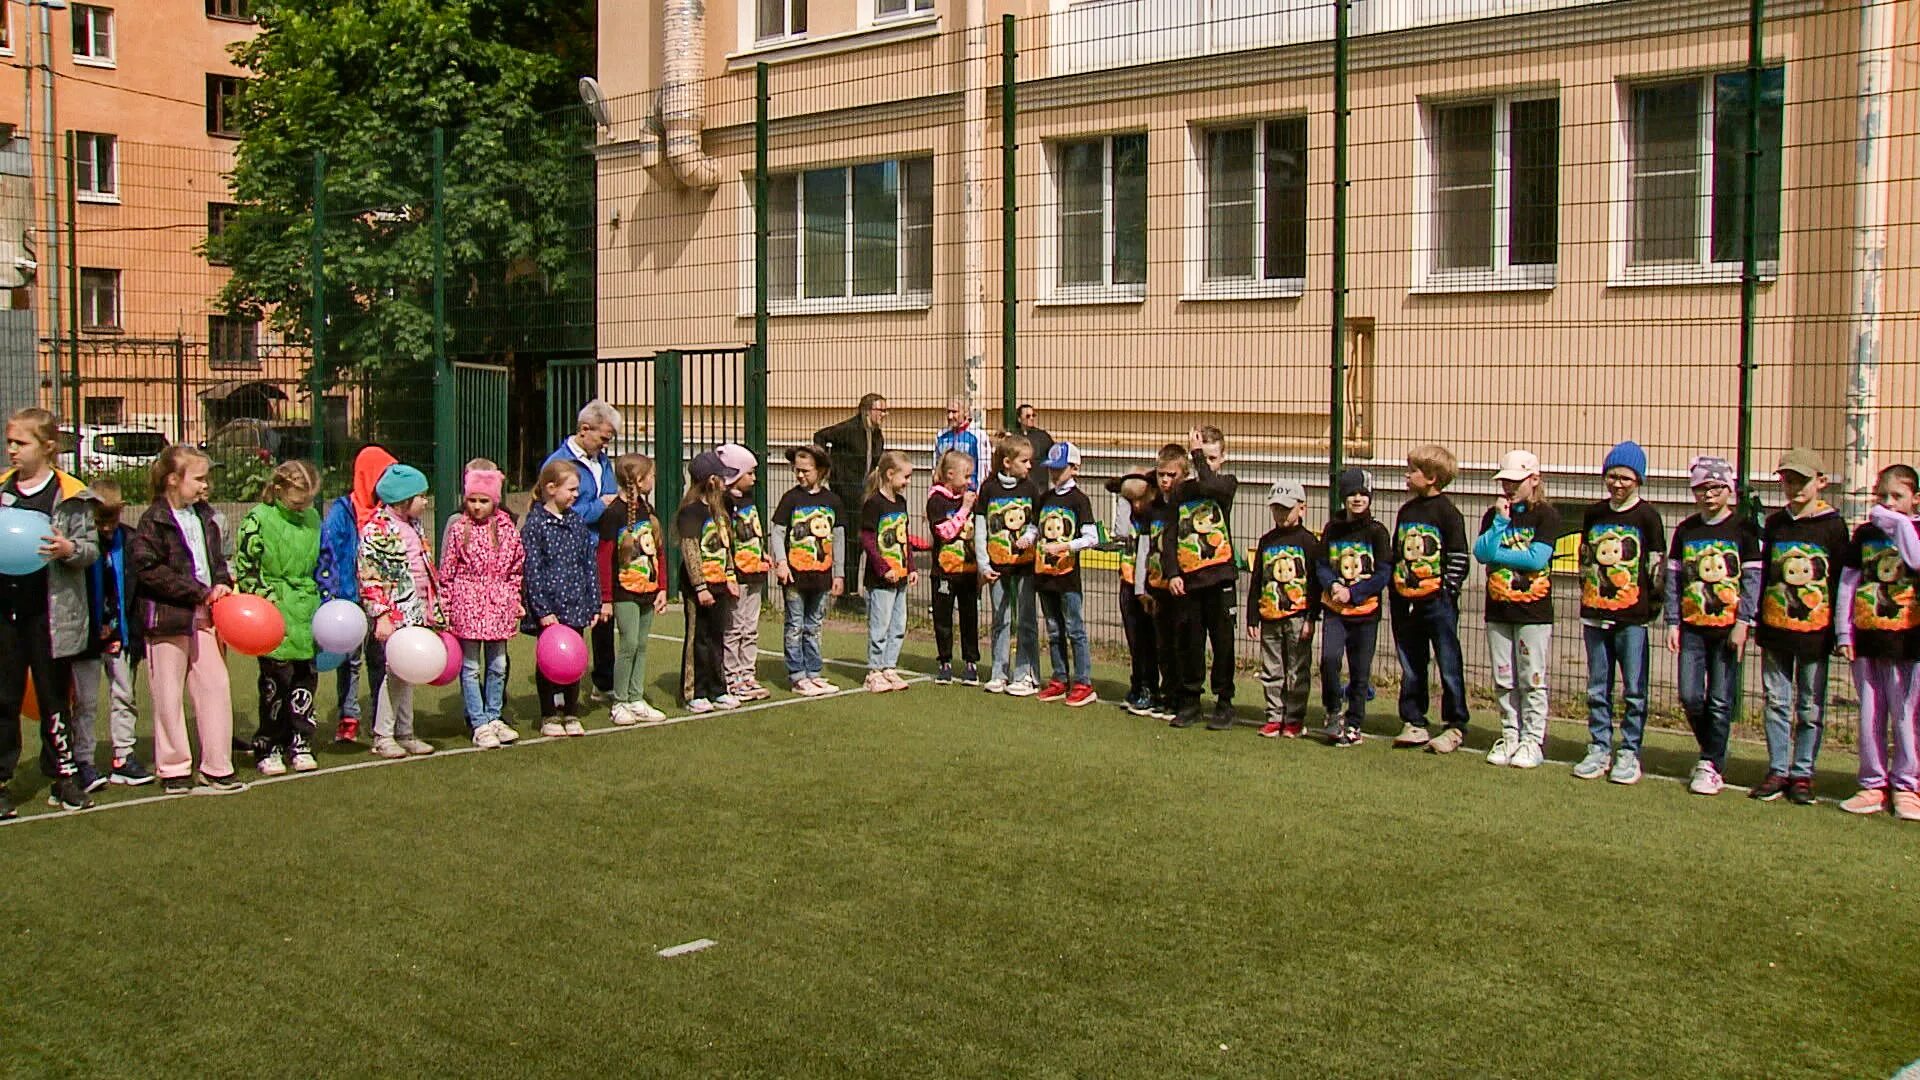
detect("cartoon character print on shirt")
[696,515,733,586]
[1177,500,1234,574]
[1394,523,1444,600]
[937,509,976,576]
[1487,526,1550,605]
[1145,518,1168,590]
[1259,543,1310,621]
[1679,537,1740,629]
[788,505,835,574]
[1581,523,1643,613]
[876,508,909,579]
[731,503,767,576]
[1322,538,1379,618]
[1036,505,1079,577]
[1854,535,1920,633]
[1762,540,1832,632]
[985,494,1035,567]
[616,519,663,595]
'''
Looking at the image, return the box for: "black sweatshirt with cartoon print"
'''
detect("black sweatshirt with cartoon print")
[1756,503,1849,661]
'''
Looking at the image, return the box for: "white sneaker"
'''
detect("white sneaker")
[885,669,910,690]
[611,703,640,727]
[1572,746,1611,780]
[641,701,668,720]
[540,720,568,737]
[1609,749,1643,785]
[490,720,520,744]
[687,698,715,714]
[472,725,501,750]
[1688,760,1724,796]
[291,750,318,772]
[371,737,407,760]
[864,671,892,693]
[256,751,287,777]
[1510,741,1544,769]
[563,719,587,737]
[1485,736,1517,767]
[715,694,742,710]
[983,678,1007,694]
[1005,678,1039,698]
[811,678,838,696]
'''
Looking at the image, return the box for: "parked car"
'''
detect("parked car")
[61,425,169,475]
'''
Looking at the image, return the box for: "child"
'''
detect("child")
[1141,445,1191,723]
[932,397,990,491]
[522,460,607,737]
[1751,448,1849,805]
[441,458,525,748]
[1473,449,1559,770]
[1162,426,1240,730]
[771,444,845,696]
[1107,470,1160,716]
[131,444,241,796]
[1315,467,1392,746]
[678,451,740,712]
[718,444,771,702]
[862,450,919,693]
[316,444,396,742]
[358,463,447,759]
[976,434,1041,696]
[72,476,150,787]
[1389,445,1471,753]
[1572,441,1667,785]
[1837,464,1920,818]
[0,408,100,815]
[927,450,980,685]
[600,454,669,723]
[1034,442,1099,706]
[1665,456,1761,796]
[231,460,325,776]
[1248,480,1319,738]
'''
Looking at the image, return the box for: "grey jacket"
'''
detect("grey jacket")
[2,468,102,658]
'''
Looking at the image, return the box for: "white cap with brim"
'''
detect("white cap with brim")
[1493,449,1540,482]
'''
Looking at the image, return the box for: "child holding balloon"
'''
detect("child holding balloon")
[316,445,396,743]
[358,463,447,760]
[678,451,739,713]
[131,444,242,795]
[601,453,668,725]
[522,460,607,737]
[231,460,324,776]
[442,458,525,749]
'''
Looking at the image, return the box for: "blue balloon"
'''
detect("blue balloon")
[315,650,346,673]
[0,507,51,576]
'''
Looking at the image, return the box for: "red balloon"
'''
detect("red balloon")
[431,630,463,686]
[212,594,286,657]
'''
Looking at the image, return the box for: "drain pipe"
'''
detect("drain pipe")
[637,93,663,170]
[662,0,721,190]
[1841,0,1892,518]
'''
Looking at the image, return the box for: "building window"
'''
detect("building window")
[79,269,120,331]
[75,133,117,200]
[209,315,260,368]
[207,76,246,137]
[207,202,237,265]
[84,397,122,426]
[875,0,933,18]
[71,5,114,66]
[0,8,14,55]
[1418,94,1558,289]
[206,0,252,20]
[1626,67,1783,270]
[1198,117,1307,293]
[755,0,805,42]
[766,157,933,310]
[1054,132,1147,296]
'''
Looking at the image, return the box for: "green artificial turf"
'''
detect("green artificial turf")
[3,612,1918,1078]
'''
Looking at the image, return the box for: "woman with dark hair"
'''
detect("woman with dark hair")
[813,393,888,600]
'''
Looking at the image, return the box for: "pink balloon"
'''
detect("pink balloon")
[536,623,588,685]
[431,630,463,686]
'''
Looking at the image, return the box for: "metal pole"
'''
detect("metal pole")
[960,0,987,429]
[1842,0,1892,520]
[1327,0,1349,513]
[310,152,328,467]
[1000,13,1018,434]
[431,128,456,542]
[1735,0,1763,518]
[63,129,78,466]
[172,335,186,445]
[751,63,770,530]
[655,350,684,600]
[37,1,59,412]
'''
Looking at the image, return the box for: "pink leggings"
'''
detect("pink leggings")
[1854,657,1920,792]
[148,628,234,780]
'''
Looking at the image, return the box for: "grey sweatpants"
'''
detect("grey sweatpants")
[1258,616,1314,727]
[1487,621,1552,747]
[71,652,139,764]
[723,581,765,687]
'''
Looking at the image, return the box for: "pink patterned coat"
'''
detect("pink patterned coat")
[440,512,526,641]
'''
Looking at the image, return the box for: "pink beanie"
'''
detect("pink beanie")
[715,443,758,484]
[464,468,504,502]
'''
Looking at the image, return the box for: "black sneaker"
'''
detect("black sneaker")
[1150,699,1175,721]
[1335,724,1365,748]
[1206,704,1236,731]
[1787,777,1816,805]
[193,772,248,796]
[161,776,193,795]
[934,663,953,685]
[1320,719,1347,745]
[1124,692,1154,716]
[47,776,93,811]
[1749,773,1790,801]
[76,761,108,794]
[1170,705,1201,729]
[0,789,15,820]
[960,663,980,686]
[110,756,154,786]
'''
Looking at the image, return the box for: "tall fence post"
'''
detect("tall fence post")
[309,151,328,468]
[172,335,187,444]
[431,127,456,543]
[1735,0,1763,516]
[655,350,685,600]
[62,130,79,468]
[1000,12,1018,434]
[751,63,771,531]
[1327,0,1349,512]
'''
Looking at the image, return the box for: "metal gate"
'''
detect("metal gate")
[454,361,511,473]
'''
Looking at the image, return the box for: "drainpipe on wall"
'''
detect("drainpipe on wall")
[662,0,721,190]
[637,93,663,170]
[961,0,987,425]
[1841,0,1892,519]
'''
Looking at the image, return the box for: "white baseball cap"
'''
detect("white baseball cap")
[1493,449,1540,482]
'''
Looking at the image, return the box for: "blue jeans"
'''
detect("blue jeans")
[1391,593,1468,731]
[1583,622,1650,754]
[1320,616,1379,725]
[866,584,908,671]
[459,639,508,730]
[1761,647,1830,778]
[335,642,386,721]
[1039,589,1091,685]
[1676,627,1737,769]
[988,573,1038,684]
[783,588,829,681]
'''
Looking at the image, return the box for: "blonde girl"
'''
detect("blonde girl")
[231,459,324,775]
[677,451,739,712]
[441,457,525,749]
[603,453,668,724]
[861,450,918,693]
[522,460,606,737]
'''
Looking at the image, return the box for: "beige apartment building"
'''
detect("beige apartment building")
[597,0,1915,506]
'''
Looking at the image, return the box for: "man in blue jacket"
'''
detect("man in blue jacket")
[544,399,622,696]
[932,397,989,491]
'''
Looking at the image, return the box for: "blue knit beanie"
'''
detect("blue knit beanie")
[375,463,429,505]
[1602,441,1647,482]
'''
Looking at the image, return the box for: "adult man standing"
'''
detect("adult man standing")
[1014,403,1054,467]
[813,393,887,599]
[933,397,989,490]
[544,399,622,697]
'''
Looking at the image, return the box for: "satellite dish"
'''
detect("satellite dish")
[578,77,611,130]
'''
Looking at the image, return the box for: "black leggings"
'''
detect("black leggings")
[0,607,75,782]
[681,594,733,703]
[932,575,980,665]
[535,672,581,718]
[256,658,318,754]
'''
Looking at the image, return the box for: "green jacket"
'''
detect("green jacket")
[231,501,322,661]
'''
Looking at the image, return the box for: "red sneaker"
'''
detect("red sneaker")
[334,716,360,744]
[1064,684,1097,707]
[1281,721,1304,739]
[1259,721,1283,738]
[1036,679,1068,702]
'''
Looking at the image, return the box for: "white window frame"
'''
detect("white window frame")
[1182,116,1308,301]
[750,0,806,45]
[872,0,934,23]
[75,132,118,204]
[1038,132,1148,306]
[1410,90,1558,294]
[79,268,120,331]
[1609,68,1783,288]
[71,5,114,68]
[0,8,14,57]
[745,157,935,316]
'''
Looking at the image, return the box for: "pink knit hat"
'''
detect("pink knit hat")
[464,468,504,502]
[715,443,758,484]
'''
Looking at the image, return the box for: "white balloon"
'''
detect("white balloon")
[384,625,448,685]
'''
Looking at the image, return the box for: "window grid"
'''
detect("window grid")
[71,5,113,64]
[209,315,260,369]
[79,269,119,330]
[875,0,934,19]
[1201,117,1308,288]
[1625,67,1783,271]
[766,158,934,310]
[75,133,116,198]
[755,0,806,42]
[1055,133,1148,294]
[1420,93,1558,288]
